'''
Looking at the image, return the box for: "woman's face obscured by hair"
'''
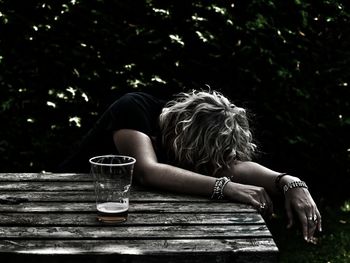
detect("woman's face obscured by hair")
[159,90,256,176]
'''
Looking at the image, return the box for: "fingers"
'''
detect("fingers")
[300,214,309,242]
[294,202,321,243]
[251,198,262,210]
[251,187,273,218]
[284,187,322,243]
[247,192,268,213]
[295,211,315,242]
[306,202,322,243]
[306,210,321,244]
[316,208,322,232]
[254,200,271,218]
[228,183,273,218]
[296,208,318,243]
[309,207,322,244]
[306,213,318,243]
[299,214,321,244]
[261,190,274,216]
[284,201,294,229]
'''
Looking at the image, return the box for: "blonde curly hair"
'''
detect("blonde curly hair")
[159,90,256,176]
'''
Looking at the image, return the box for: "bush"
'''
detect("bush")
[0,0,349,199]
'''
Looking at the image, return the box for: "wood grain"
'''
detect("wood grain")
[0,212,265,226]
[0,173,278,262]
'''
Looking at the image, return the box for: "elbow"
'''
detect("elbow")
[134,170,148,186]
[133,162,159,187]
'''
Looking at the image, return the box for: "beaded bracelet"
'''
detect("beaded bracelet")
[283,180,308,194]
[211,177,231,200]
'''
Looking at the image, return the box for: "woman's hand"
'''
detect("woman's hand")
[223,182,273,217]
[284,186,322,243]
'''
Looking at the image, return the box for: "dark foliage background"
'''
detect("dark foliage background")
[0,0,349,202]
[1,0,350,261]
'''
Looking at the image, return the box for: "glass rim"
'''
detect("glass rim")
[89,155,136,166]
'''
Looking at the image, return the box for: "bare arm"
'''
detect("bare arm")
[113,129,217,197]
[223,161,299,196]
[113,129,270,209]
[113,129,321,242]
[223,161,321,241]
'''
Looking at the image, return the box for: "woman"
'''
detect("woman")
[58,89,322,243]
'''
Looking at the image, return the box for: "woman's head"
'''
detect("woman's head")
[159,90,256,176]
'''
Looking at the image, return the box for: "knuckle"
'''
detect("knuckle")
[294,202,303,209]
[249,196,258,204]
[304,203,312,210]
[257,187,265,194]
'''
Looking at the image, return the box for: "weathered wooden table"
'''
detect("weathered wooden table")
[0,173,278,262]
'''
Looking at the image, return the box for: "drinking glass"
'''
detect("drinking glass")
[89,155,136,223]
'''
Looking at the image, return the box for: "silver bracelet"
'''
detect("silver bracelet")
[211,177,231,200]
[283,180,308,194]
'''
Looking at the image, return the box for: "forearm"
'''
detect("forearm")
[136,162,217,198]
[136,160,299,198]
[223,161,300,196]
[114,129,217,198]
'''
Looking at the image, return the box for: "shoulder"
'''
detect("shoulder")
[112,92,162,109]
[106,92,165,134]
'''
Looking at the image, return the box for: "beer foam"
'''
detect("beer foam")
[97,200,128,214]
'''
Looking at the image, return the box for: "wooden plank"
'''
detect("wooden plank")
[0,191,211,202]
[0,212,265,226]
[0,173,92,182]
[0,225,272,239]
[0,182,94,191]
[0,181,254,204]
[0,182,184,195]
[1,254,277,263]
[0,238,278,254]
[0,202,256,213]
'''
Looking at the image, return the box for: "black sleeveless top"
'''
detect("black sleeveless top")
[57,92,167,172]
